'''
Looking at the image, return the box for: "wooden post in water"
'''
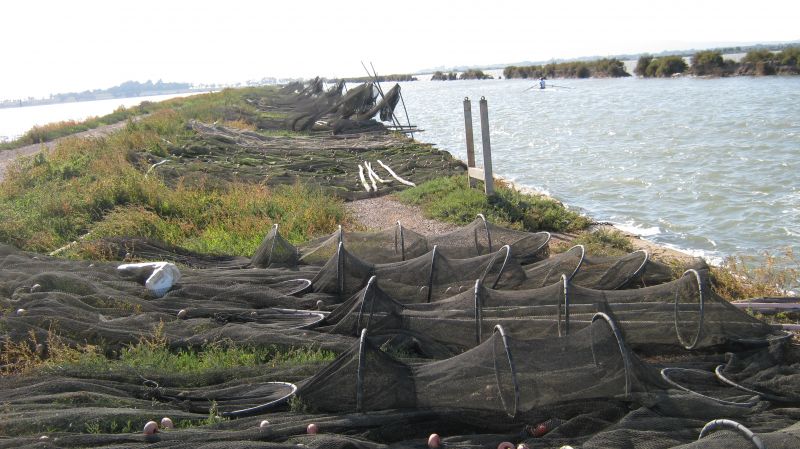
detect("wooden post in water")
[478,96,495,196]
[463,97,476,188]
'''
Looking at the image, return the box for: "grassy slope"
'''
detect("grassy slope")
[0,87,348,256]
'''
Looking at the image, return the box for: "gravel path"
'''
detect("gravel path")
[345,196,459,236]
[0,120,132,182]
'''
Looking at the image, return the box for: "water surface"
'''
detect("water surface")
[397,76,800,264]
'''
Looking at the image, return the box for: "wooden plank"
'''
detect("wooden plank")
[468,167,485,180]
[478,97,494,195]
[463,97,476,188]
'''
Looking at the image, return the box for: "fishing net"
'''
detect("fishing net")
[255,216,551,267]
[148,120,465,200]
[318,268,785,357]
[1,222,799,448]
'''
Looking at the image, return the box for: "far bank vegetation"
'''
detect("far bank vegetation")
[503,58,630,79]
[431,69,493,80]
[635,46,800,77]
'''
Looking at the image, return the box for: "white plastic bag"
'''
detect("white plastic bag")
[118,262,181,297]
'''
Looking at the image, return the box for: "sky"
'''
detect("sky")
[1,0,798,100]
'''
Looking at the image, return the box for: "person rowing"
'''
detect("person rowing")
[539,77,546,89]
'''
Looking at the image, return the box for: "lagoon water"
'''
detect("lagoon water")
[398,76,800,264]
[0,92,202,142]
[3,79,798,266]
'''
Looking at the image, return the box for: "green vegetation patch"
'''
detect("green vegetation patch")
[396,176,591,233]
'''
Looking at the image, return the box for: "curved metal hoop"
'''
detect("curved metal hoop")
[476,213,492,254]
[589,312,632,398]
[562,275,570,336]
[356,276,378,336]
[395,221,406,260]
[356,328,368,413]
[660,368,758,407]
[266,223,279,267]
[220,382,299,418]
[480,245,512,289]
[674,269,705,350]
[714,364,794,403]
[698,419,766,449]
[473,279,483,346]
[492,325,520,418]
[605,249,649,289]
[427,246,438,303]
[336,242,345,296]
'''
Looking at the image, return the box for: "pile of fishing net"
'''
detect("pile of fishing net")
[1,217,799,448]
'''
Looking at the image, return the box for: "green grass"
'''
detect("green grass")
[2,325,336,378]
[0,89,347,256]
[395,176,591,233]
[566,228,635,257]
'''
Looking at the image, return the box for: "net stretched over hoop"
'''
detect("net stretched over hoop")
[297,314,656,415]
[319,269,783,357]
[254,217,551,267]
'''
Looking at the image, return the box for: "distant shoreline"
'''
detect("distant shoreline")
[0,88,213,110]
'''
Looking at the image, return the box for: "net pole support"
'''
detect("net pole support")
[266,223,279,267]
[477,213,492,253]
[463,97,476,188]
[478,97,495,196]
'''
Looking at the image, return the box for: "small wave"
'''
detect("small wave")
[659,243,725,266]
[612,221,661,237]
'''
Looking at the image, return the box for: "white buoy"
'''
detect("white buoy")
[15,308,26,316]
[143,420,159,435]
[427,433,441,449]
[30,284,42,293]
[177,309,188,319]
[497,442,514,449]
[517,444,530,449]
[160,417,174,429]
[260,420,270,429]
[306,423,318,435]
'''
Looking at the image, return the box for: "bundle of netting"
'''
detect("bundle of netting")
[310,243,526,302]
[0,244,354,356]
[296,313,660,415]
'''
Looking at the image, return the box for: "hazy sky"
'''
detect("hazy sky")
[2,0,798,100]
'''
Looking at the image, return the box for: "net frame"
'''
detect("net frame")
[698,419,766,449]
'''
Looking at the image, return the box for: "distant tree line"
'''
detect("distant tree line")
[2,80,193,108]
[333,74,417,83]
[635,47,800,77]
[503,58,630,79]
[430,69,493,80]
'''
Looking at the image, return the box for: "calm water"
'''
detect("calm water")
[397,76,800,264]
[0,92,203,142]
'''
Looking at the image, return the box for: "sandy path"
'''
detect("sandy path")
[0,120,132,182]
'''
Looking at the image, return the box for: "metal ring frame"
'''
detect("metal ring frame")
[492,324,520,418]
[660,367,758,407]
[603,249,649,289]
[356,328,368,413]
[427,246,438,303]
[714,364,793,403]
[562,274,570,336]
[589,312,632,398]
[474,279,483,346]
[476,213,492,254]
[265,223,279,267]
[336,242,345,296]
[269,307,328,330]
[480,245,512,289]
[220,382,299,418]
[356,276,378,336]
[395,221,406,260]
[698,419,766,449]
[674,269,704,350]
